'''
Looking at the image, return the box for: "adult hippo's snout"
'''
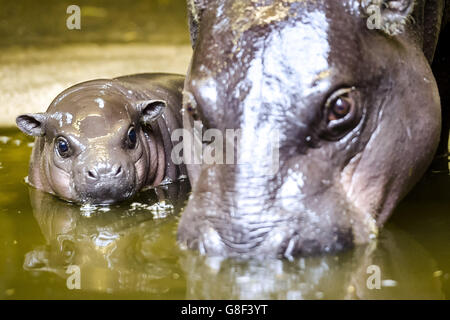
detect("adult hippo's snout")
[178,163,357,257]
[177,0,447,258]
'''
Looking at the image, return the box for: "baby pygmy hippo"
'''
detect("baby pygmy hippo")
[16,73,186,204]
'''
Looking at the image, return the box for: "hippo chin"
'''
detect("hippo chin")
[16,73,186,205]
[177,0,449,257]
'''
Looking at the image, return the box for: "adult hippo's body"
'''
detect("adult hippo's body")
[16,73,186,204]
[178,0,449,257]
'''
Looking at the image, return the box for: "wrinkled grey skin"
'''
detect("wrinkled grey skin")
[16,73,186,204]
[178,0,449,258]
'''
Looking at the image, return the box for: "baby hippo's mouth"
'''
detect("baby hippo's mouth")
[74,172,137,205]
[82,186,136,205]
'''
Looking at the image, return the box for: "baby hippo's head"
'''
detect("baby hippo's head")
[16,79,167,204]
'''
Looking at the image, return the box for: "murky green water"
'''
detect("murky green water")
[0,0,190,47]
[0,127,449,299]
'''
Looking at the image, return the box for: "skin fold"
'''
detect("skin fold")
[16,73,186,205]
[177,0,449,258]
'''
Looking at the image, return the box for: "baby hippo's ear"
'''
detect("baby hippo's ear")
[137,100,167,125]
[16,113,48,137]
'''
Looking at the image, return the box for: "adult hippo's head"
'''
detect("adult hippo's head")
[177,0,445,257]
[16,79,168,204]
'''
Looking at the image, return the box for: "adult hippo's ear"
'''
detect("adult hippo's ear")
[187,0,207,47]
[363,0,415,35]
[16,113,48,137]
[137,100,167,125]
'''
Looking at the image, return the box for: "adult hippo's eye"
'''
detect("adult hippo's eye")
[322,87,360,140]
[319,87,361,141]
[55,137,71,158]
[329,96,352,120]
[127,126,137,149]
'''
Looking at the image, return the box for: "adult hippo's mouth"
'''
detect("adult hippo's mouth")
[176,0,446,258]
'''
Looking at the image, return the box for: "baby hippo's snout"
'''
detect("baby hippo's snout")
[86,163,124,182]
[75,158,136,205]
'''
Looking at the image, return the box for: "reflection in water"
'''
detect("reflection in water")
[181,226,443,299]
[24,178,444,299]
[24,182,190,296]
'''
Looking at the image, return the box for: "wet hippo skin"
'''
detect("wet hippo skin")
[177,0,450,258]
[16,73,187,204]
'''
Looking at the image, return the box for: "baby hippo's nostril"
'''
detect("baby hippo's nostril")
[87,169,99,181]
[114,165,122,177]
[86,164,123,182]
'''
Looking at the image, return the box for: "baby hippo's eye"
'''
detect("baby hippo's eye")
[127,126,137,149]
[55,137,71,158]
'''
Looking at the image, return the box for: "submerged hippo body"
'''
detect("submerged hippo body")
[178,0,449,257]
[16,73,186,204]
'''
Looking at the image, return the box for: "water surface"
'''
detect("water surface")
[0,128,449,299]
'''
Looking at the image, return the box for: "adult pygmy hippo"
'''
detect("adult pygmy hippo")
[16,73,186,204]
[178,0,449,257]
